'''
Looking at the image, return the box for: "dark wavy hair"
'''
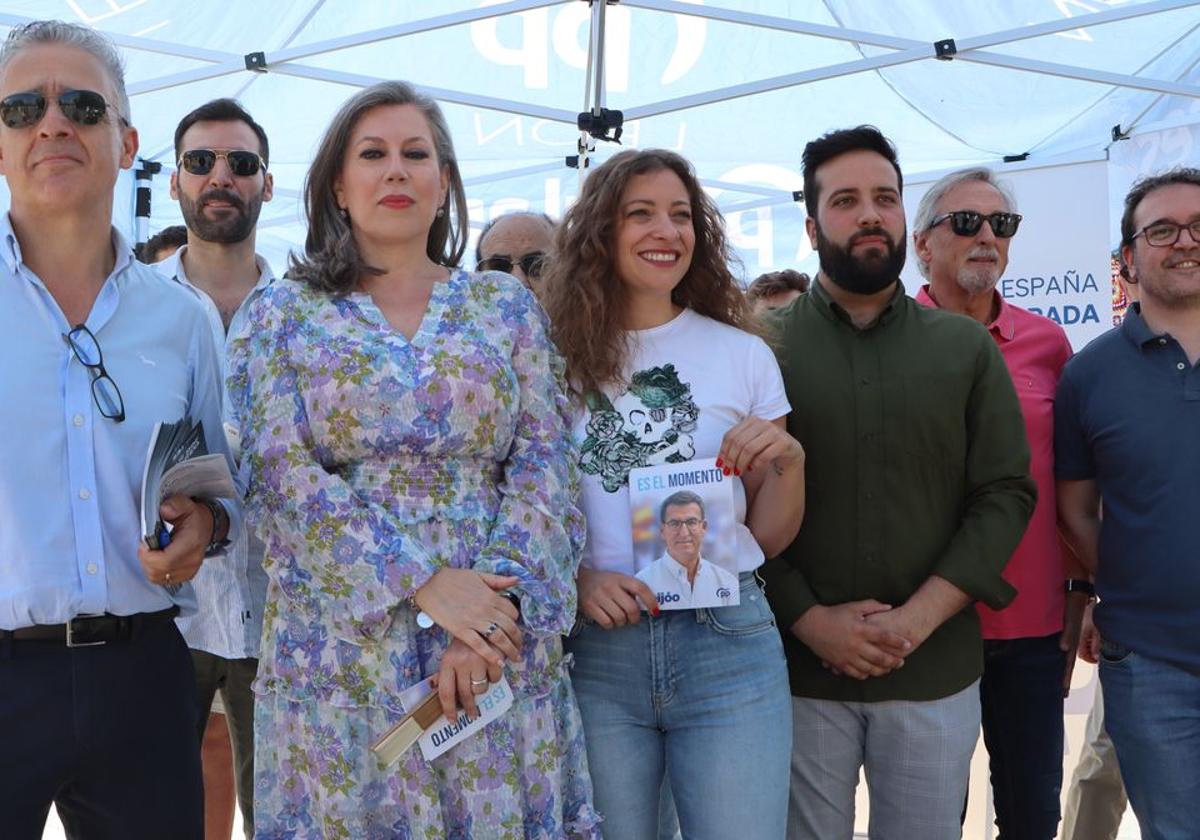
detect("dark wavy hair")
[288,81,468,294]
[541,149,751,397]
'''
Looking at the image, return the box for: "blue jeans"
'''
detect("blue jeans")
[1099,639,1200,840]
[979,633,1065,839]
[565,573,791,840]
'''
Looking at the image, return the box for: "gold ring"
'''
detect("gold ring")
[470,676,488,688]
[165,572,172,584]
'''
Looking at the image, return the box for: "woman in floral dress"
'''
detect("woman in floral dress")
[228,81,599,839]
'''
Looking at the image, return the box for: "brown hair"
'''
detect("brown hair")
[746,269,810,299]
[541,149,751,397]
[288,81,468,295]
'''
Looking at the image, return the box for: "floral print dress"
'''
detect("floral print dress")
[227,270,599,840]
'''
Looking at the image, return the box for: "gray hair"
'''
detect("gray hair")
[660,490,705,523]
[0,21,130,122]
[912,167,1017,278]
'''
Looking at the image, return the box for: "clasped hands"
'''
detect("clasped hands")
[791,600,927,681]
[414,567,523,721]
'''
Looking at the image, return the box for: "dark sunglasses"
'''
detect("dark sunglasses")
[64,324,125,423]
[178,148,266,178]
[0,89,121,130]
[477,251,546,279]
[928,210,1022,239]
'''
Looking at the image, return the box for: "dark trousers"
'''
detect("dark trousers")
[0,620,203,840]
[192,650,258,839]
[980,632,1066,840]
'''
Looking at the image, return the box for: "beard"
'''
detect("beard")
[816,223,906,295]
[179,188,262,245]
[956,247,1002,295]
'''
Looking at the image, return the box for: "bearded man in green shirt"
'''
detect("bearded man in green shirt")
[763,126,1036,840]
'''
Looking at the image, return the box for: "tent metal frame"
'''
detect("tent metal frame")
[2,0,1197,227]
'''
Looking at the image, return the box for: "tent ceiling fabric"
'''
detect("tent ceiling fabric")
[0,0,1197,277]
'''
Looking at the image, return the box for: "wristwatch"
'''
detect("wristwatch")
[196,497,231,557]
[1064,579,1095,597]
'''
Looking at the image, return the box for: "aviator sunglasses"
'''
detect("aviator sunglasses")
[476,251,547,279]
[178,149,266,178]
[0,89,121,129]
[928,210,1022,239]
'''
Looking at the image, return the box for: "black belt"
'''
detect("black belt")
[2,607,180,647]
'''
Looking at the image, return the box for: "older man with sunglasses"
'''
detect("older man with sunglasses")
[911,168,1087,839]
[1056,168,1200,839]
[157,97,275,840]
[0,21,238,840]
[475,210,555,294]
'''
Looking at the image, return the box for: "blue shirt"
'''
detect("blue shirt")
[1054,305,1200,673]
[0,216,241,630]
[156,245,270,659]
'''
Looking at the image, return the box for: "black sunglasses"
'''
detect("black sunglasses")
[0,89,122,130]
[178,149,266,178]
[928,210,1022,239]
[477,251,546,279]
[64,324,125,423]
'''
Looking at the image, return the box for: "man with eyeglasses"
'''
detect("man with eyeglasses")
[763,127,1035,839]
[635,491,739,609]
[910,167,1086,840]
[1055,167,1200,838]
[0,21,238,840]
[156,97,275,840]
[475,210,554,294]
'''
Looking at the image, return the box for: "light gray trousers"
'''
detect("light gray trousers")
[787,680,980,840]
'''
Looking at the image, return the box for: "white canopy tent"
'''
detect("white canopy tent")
[0,0,1197,284]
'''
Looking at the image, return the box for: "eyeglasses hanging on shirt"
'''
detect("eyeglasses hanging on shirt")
[64,324,125,422]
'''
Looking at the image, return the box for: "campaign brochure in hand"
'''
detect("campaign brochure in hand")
[140,417,237,585]
[372,675,514,765]
[628,458,739,610]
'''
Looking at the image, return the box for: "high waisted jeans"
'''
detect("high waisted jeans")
[565,573,792,840]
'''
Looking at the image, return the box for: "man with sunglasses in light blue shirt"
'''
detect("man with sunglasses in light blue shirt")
[0,21,239,840]
[156,96,275,840]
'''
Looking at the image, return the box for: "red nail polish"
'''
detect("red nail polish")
[722,467,730,476]
[734,467,742,476]
[746,464,754,472]
[715,457,724,469]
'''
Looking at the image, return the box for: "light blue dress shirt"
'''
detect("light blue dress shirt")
[156,245,270,659]
[0,215,242,630]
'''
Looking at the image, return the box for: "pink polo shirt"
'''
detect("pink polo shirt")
[916,285,1073,640]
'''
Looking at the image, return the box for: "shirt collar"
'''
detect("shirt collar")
[1,212,132,280]
[1121,303,1165,348]
[159,242,276,295]
[810,272,905,329]
[915,284,1015,341]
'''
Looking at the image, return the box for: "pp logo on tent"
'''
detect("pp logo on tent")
[470,2,706,91]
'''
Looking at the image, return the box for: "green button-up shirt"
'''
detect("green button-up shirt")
[763,278,1036,702]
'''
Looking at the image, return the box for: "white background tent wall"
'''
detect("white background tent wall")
[5,2,1197,837]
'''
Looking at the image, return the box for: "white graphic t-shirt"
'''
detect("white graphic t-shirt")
[574,308,790,576]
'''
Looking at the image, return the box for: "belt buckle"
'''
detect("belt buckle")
[66,613,107,648]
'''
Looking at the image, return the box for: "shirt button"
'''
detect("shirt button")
[1159,338,1168,345]
[73,414,85,427]
[78,488,91,500]
[86,563,98,575]
[1178,362,1187,371]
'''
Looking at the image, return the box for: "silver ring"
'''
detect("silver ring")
[470,677,488,688]
[483,621,499,638]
